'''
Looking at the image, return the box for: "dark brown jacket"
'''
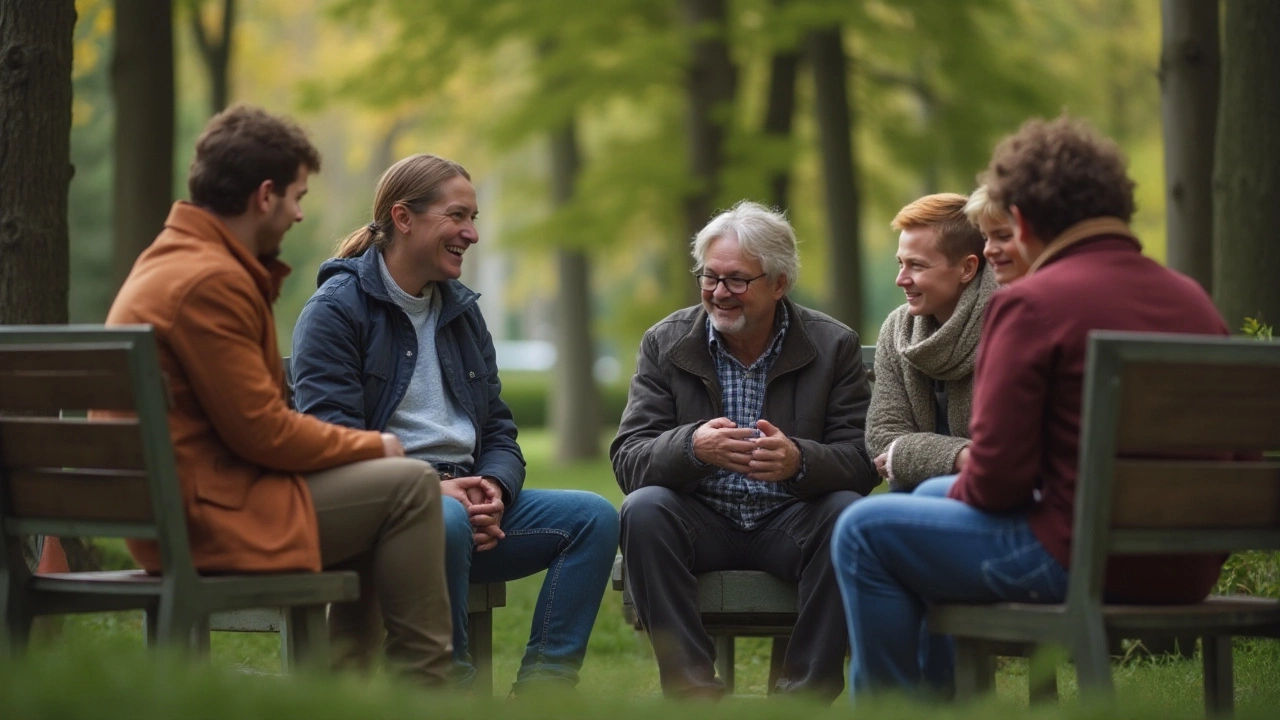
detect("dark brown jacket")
[611,298,879,499]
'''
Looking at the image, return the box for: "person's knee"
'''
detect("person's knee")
[813,489,863,527]
[831,497,876,562]
[620,486,682,541]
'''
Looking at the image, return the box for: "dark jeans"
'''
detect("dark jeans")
[620,485,861,703]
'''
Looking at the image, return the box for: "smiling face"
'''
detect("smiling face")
[895,226,975,325]
[395,174,479,286]
[979,216,1029,285]
[699,233,786,342]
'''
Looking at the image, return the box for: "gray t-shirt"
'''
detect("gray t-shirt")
[377,251,476,466]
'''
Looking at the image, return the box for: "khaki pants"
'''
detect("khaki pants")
[305,458,451,686]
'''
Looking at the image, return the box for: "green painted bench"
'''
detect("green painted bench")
[929,331,1280,716]
[0,326,356,670]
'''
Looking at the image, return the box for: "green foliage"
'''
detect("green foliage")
[1241,316,1275,341]
[1216,551,1280,598]
[500,373,629,429]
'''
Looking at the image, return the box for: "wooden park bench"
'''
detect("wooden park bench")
[0,326,356,670]
[929,331,1280,716]
[611,345,877,694]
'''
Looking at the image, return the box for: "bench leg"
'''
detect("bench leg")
[1070,620,1115,699]
[714,634,734,694]
[953,639,995,700]
[1203,635,1234,717]
[1027,645,1058,704]
[286,604,331,673]
[469,610,494,697]
[766,636,789,694]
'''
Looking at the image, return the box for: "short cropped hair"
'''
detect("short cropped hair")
[188,104,322,216]
[691,201,800,294]
[891,193,985,267]
[962,185,1011,230]
[980,115,1135,241]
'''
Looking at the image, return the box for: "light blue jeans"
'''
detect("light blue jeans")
[442,488,618,691]
[832,475,1067,699]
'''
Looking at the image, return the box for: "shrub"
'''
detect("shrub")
[500,373,629,429]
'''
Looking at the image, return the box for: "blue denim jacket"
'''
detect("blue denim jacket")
[291,248,526,502]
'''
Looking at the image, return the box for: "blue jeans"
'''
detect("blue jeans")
[442,488,619,690]
[831,475,1067,699]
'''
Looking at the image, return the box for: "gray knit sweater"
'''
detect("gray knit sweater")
[866,266,997,491]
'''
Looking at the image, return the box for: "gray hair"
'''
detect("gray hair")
[690,201,800,293]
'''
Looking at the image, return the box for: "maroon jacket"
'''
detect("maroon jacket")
[949,230,1228,603]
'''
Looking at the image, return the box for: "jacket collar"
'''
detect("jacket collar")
[1027,216,1141,275]
[352,246,479,322]
[164,202,291,304]
[669,296,816,381]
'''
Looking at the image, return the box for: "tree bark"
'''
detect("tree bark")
[680,0,737,306]
[0,0,74,326]
[549,120,602,461]
[762,3,799,211]
[189,0,235,114]
[112,0,175,288]
[1160,0,1218,292]
[808,26,863,333]
[1213,0,1280,328]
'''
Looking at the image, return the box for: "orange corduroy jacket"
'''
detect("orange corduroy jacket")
[109,201,385,573]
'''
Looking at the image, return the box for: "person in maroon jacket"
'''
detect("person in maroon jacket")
[830,115,1230,699]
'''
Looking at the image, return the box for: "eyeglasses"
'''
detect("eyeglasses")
[694,272,768,294]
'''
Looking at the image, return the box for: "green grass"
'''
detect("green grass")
[8,427,1280,717]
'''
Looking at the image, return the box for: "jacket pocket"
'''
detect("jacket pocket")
[195,455,258,510]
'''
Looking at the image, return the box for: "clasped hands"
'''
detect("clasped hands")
[692,418,799,482]
[441,475,506,552]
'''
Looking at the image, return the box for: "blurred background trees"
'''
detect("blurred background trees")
[9,0,1275,461]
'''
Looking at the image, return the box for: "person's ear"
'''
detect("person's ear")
[390,203,412,235]
[771,273,788,300]
[1010,205,1046,264]
[960,254,980,283]
[252,179,275,214]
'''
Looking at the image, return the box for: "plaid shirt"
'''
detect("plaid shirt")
[691,303,796,529]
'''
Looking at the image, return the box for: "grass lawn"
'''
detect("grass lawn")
[5,428,1279,719]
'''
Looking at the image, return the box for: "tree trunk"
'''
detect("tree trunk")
[548,120,602,461]
[112,0,175,288]
[0,0,74,326]
[189,0,235,114]
[0,1,98,574]
[808,26,863,333]
[1213,0,1280,328]
[762,2,799,211]
[680,0,737,306]
[1160,0,1218,292]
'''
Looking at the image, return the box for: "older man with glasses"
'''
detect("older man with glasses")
[611,201,880,702]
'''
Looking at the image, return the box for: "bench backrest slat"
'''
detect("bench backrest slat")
[0,344,137,413]
[1,418,147,471]
[1070,331,1280,605]
[0,327,186,559]
[1117,362,1280,453]
[7,468,153,523]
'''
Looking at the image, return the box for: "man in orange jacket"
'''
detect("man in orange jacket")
[102,105,451,685]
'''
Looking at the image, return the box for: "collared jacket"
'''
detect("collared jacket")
[108,202,386,574]
[611,298,879,499]
[950,222,1228,603]
[290,248,525,503]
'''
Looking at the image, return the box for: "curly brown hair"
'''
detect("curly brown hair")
[980,115,1135,241]
[187,104,322,216]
